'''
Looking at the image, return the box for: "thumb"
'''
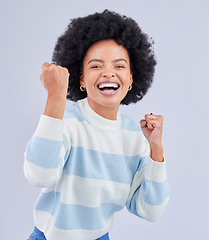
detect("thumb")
[140,119,147,128]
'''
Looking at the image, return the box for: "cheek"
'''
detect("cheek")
[120,72,132,85]
[85,71,100,85]
[83,75,95,90]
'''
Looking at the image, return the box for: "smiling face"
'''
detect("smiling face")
[80,40,133,120]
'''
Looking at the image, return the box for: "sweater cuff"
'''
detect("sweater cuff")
[144,157,167,182]
[34,114,63,141]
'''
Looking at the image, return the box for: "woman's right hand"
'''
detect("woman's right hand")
[40,62,70,119]
[40,62,70,98]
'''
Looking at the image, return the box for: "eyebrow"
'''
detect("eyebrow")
[88,58,128,64]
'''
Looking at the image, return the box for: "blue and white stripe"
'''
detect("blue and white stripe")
[24,98,170,240]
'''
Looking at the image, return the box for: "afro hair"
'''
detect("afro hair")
[52,9,157,105]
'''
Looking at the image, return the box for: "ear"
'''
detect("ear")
[80,72,85,88]
[130,71,133,85]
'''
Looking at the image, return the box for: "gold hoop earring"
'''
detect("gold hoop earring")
[80,85,86,91]
[128,84,132,91]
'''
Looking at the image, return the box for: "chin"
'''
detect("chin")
[99,98,121,108]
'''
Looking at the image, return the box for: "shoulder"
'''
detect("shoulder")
[63,100,85,122]
[120,114,141,132]
[120,114,149,156]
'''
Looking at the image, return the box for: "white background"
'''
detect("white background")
[1,0,209,239]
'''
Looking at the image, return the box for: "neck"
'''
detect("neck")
[87,98,119,120]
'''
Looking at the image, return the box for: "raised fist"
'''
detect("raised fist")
[40,62,70,97]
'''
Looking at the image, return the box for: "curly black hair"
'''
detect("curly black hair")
[52,9,156,105]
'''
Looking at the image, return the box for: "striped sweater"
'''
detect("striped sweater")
[24,98,170,240]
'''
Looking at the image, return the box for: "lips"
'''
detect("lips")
[97,81,120,96]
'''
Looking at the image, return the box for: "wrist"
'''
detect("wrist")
[150,144,164,162]
[44,94,67,119]
[47,91,67,100]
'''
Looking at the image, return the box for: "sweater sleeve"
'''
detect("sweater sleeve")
[24,115,71,188]
[126,148,170,222]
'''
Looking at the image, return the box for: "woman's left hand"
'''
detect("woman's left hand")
[140,114,164,162]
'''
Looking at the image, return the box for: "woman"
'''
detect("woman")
[24,9,170,240]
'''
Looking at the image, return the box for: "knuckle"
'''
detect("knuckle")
[160,115,164,121]
[42,63,51,73]
[42,62,49,68]
[64,67,69,73]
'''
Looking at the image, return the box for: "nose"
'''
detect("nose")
[102,66,116,78]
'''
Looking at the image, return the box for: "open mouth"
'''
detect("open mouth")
[97,82,120,95]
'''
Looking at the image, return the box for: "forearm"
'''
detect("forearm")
[150,143,164,162]
[44,94,67,119]
[24,114,69,188]
[126,157,170,222]
[140,158,170,221]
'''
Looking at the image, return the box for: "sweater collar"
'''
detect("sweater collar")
[79,98,121,131]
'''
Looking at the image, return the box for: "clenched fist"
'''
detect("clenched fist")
[40,62,70,97]
[140,114,164,162]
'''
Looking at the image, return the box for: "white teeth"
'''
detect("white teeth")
[98,83,119,89]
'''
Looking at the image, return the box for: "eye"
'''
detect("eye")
[116,65,125,69]
[91,65,102,69]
